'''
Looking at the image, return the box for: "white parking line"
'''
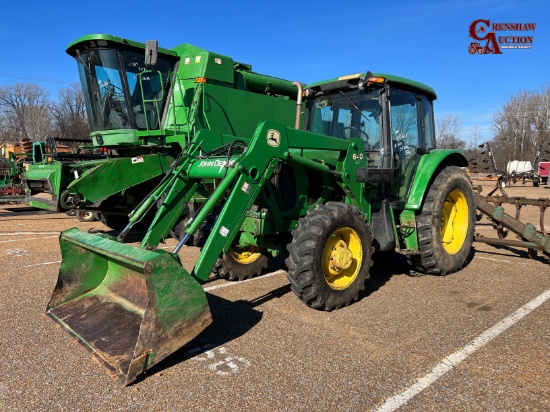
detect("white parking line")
[23,260,61,268]
[0,235,58,243]
[204,270,285,292]
[373,288,550,412]
[476,255,545,267]
[0,232,60,236]
[476,256,511,263]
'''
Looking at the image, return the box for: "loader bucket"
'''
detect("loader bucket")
[46,228,212,385]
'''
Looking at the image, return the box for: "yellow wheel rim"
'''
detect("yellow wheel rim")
[440,189,469,255]
[322,227,362,290]
[229,246,263,265]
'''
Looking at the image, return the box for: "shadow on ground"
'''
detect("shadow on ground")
[139,283,292,382]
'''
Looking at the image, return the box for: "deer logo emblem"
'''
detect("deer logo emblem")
[267,129,281,147]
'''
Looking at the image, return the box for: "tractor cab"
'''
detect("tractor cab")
[303,72,437,206]
[66,35,178,145]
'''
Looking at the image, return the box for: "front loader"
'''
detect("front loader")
[47,72,475,384]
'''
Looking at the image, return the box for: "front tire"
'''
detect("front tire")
[286,202,373,311]
[200,205,269,281]
[408,166,475,275]
[99,213,128,231]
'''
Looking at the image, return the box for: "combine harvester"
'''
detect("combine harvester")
[23,34,301,233]
[47,69,484,383]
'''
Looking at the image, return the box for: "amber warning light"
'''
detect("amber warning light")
[366,76,386,85]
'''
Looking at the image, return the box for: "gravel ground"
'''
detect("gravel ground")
[0,180,548,411]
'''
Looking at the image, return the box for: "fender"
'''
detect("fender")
[405,149,468,210]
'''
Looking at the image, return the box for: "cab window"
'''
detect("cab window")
[308,88,383,166]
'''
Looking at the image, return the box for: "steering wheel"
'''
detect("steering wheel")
[102,80,123,94]
[102,81,124,104]
[101,81,127,128]
[340,127,370,148]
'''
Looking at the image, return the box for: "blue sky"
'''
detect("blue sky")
[1,0,548,144]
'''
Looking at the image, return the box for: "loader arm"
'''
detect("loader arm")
[140,121,369,281]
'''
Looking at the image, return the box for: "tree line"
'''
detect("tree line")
[0,83,89,145]
[1,81,548,172]
[490,84,549,171]
[435,84,550,172]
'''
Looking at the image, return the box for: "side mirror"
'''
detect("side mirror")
[145,40,158,66]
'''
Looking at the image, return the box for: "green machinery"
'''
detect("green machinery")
[23,34,300,227]
[47,72,475,384]
[23,137,100,210]
[0,146,24,202]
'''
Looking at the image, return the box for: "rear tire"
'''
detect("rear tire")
[169,204,203,246]
[408,166,475,275]
[286,202,373,311]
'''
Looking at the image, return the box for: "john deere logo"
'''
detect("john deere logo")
[267,130,281,147]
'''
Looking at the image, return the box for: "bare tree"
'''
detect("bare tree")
[469,125,482,148]
[391,105,417,144]
[461,125,483,171]
[50,83,89,139]
[532,83,550,158]
[436,114,465,149]
[0,83,54,142]
[492,89,541,165]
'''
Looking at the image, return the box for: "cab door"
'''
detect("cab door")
[388,89,434,205]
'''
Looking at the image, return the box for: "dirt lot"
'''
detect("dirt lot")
[0,180,548,411]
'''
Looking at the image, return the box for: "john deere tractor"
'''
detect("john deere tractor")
[46,71,474,384]
[23,34,301,228]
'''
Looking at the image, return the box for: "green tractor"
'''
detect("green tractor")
[23,34,301,228]
[46,72,475,384]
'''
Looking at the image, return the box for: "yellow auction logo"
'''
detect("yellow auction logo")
[468,19,536,54]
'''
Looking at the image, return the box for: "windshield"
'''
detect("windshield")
[308,89,382,146]
[77,48,176,132]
